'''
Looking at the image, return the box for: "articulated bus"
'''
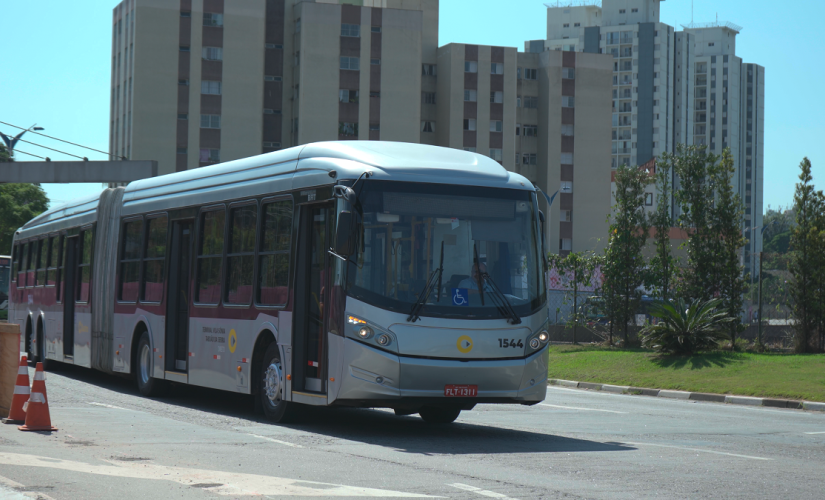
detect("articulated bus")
[9,142,549,423]
[0,255,10,320]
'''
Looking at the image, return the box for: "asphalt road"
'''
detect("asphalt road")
[1,363,824,499]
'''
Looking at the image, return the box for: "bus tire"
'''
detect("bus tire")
[258,342,298,423]
[25,320,35,363]
[419,407,461,424]
[135,331,167,397]
[36,318,55,371]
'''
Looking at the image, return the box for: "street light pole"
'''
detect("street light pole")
[758,251,764,347]
[0,124,45,157]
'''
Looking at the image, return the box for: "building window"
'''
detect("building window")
[563,23,569,28]
[422,64,437,76]
[422,92,436,104]
[369,91,380,98]
[181,11,191,18]
[421,121,435,133]
[263,109,281,115]
[644,193,653,206]
[574,22,581,27]
[294,51,300,66]
[340,56,360,70]
[463,119,476,131]
[178,79,189,86]
[560,238,572,251]
[371,58,380,65]
[202,47,223,61]
[524,68,537,80]
[708,42,715,47]
[199,149,220,163]
[294,18,301,33]
[464,147,476,153]
[369,124,380,131]
[490,91,503,103]
[491,62,503,75]
[178,113,188,120]
[560,180,573,192]
[464,61,478,73]
[180,45,190,52]
[619,9,626,14]
[258,200,293,305]
[490,120,503,132]
[339,122,358,136]
[196,208,225,304]
[177,147,187,155]
[516,97,521,107]
[265,43,283,49]
[562,67,575,80]
[632,8,638,13]
[523,125,538,137]
[562,124,574,136]
[562,96,575,108]
[200,114,221,129]
[339,89,359,103]
[341,23,360,37]
[203,12,223,27]
[201,80,222,95]
[464,89,477,102]
[489,149,502,162]
[263,141,281,148]
[522,153,537,165]
[561,210,572,222]
[371,26,381,33]
[264,75,282,82]
[523,96,538,109]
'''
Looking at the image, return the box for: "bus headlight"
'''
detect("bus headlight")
[376,334,392,346]
[358,326,374,339]
[529,338,541,349]
[538,330,549,343]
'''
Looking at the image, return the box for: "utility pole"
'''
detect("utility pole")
[0,124,45,157]
[757,251,764,347]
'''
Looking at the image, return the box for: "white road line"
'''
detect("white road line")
[88,402,126,410]
[248,433,304,448]
[623,441,772,461]
[0,473,57,500]
[447,483,517,499]
[804,431,825,435]
[0,452,436,497]
[538,403,627,414]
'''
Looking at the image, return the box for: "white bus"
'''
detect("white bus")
[9,142,549,423]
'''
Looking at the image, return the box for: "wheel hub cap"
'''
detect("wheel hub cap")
[264,363,282,403]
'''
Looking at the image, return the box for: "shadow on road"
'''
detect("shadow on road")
[46,362,635,455]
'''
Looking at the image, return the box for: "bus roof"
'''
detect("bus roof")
[21,142,534,233]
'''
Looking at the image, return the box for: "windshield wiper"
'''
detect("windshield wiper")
[408,241,444,323]
[479,272,522,325]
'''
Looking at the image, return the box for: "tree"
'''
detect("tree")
[602,165,650,346]
[646,157,677,301]
[0,184,50,252]
[788,157,821,353]
[712,150,749,349]
[547,251,602,344]
[0,143,11,163]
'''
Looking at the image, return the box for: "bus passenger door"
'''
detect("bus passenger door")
[293,203,332,395]
[166,220,193,373]
[62,236,78,358]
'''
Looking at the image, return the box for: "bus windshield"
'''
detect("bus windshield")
[346,180,546,320]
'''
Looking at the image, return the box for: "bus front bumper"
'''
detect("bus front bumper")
[333,338,548,406]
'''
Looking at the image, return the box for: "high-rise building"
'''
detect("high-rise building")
[529,0,765,278]
[110,0,613,255]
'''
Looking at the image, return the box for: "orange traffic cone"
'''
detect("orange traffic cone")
[18,362,57,432]
[1,356,30,425]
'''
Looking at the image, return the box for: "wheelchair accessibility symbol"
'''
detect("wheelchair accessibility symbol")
[452,288,469,306]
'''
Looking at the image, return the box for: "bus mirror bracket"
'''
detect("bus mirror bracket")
[333,185,357,203]
[334,210,357,256]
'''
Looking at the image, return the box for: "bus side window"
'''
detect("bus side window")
[142,216,167,302]
[196,209,225,304]
[47,236,59,286]
[25,242,35,287]
[35,239,47,287]
[226,204,257,305]
[77,228,94,303]
[258,200,292,306]
[11,244,18,285]
[56,236,64,301]
[119,220,143,302]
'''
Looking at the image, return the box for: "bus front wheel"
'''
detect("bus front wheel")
[258,343,299,423]
[419,407,461,424]
[135,331,167,397]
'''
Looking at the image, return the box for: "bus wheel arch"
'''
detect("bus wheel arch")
[251,329,276,406]
[130,321,150,378]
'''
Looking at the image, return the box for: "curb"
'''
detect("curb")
[548,379,825,412]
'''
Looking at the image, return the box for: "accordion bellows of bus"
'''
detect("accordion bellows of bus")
[9,141,550,424]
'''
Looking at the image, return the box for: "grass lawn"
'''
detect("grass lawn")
[547,344,825,402]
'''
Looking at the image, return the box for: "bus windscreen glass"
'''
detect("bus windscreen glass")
[346,181,546,319]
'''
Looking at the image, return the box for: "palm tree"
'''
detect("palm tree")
[640,299,733,354]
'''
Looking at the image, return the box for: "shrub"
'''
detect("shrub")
[640,299,732,355]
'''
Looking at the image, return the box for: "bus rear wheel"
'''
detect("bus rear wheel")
[135,331,167,397]
[419,407,461,424]
[258,343,299,423]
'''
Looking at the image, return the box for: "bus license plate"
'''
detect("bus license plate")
[444,385,477,397]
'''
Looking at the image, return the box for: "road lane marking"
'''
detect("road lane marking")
[538,403,627,414]
[622,441,772,461]
[88,402,126,410]
[248,433,304,448]
[447,483,517,499]
[0,452,437,497]
[0,474,57,500]
[804,431,825,434]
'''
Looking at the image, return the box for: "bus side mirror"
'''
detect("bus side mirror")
[334,210,357,256]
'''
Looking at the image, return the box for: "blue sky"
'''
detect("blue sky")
[0,0,821,213]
